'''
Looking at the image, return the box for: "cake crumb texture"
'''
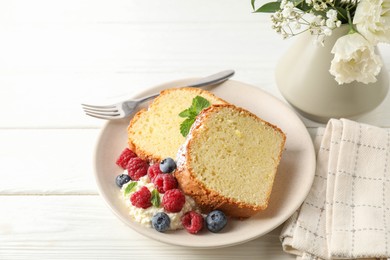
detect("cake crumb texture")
[176,104,286,218]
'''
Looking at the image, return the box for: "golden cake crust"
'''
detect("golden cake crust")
[127,108,150,159]
[127,87,227,163]
[174,104,286,218]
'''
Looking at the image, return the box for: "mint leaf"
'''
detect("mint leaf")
[179,96,211,137]
[124,182,137,196]
[151,189,160,207]
[180,118,195,137]
[178,108,197,118]
[193,96,211,114]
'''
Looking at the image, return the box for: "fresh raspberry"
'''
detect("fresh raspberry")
[130,186,152,209]
[148,163,162,182]
[153,173,178,193]
[162,189,185,213]
[181,211,204,234]
[127,157,148,181]
[116,148,137,169]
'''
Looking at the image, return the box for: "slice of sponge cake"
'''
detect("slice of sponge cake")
[175,104,286,218]
[127,87,227,162]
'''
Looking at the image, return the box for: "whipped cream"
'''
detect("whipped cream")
[121,173,197,230]
[176,111,206,170]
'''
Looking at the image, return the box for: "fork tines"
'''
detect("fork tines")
[81,103,121,120]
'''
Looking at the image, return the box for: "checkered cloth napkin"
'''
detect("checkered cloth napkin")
[280,118,390,260]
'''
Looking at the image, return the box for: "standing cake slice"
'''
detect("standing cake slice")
[175,104,286,218]
[127,88,227,162]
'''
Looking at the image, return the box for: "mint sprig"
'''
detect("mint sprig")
[179,96,211,137]
[179,118,196,137]
[124,182,137,196]
[151,189,160,207]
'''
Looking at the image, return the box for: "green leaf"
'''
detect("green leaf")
[178,96,211,137]
[124,182,137,196]
[193,96,211,114]
[291,0,303,4]
[334,6,348,23]
[178,108,196,118]
[311,10,326,17]
[254,2,281,13]
[291,0,305,9]
[251,0,256,10]
[296,0,312,12]
[151,189,160,207]
[180,117,195,137]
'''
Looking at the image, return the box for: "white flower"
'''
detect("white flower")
[280,0,288,8]
[312,0,328,11]
[353,0,390,44]
[281,2,294,18]
[329,33,382,84]
[325,9,340,29]
[326,9,338,20]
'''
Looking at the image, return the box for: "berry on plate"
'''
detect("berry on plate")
[153,173,178,193]
[162,189,185,213]
[116,148,137,169]
[205,210,227,233]
[181,211,204,234]
[159,157,177,173]
[147,163,162,182]
[115,174,131,188]
[130,186,152,209]
[127,157,149,181]
[151,212,171,232]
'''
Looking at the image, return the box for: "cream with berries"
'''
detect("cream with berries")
[121,176,197,230]
[115,148,203,232]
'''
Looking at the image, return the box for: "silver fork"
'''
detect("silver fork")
[81,70,235,120]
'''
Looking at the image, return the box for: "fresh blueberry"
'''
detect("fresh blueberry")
[152,212,171,232]
[159,158,177,173]
[115,174,131,188]
[206,210,227,233]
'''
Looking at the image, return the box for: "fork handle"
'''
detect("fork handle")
[187,70,235,88]
[136,93,160,103]
[136,70,235,103]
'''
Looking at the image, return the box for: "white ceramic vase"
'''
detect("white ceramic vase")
[275,26,389,123]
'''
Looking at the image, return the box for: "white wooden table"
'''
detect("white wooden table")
[1,1,390,259]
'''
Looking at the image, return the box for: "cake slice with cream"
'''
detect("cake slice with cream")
[175,104,286,218]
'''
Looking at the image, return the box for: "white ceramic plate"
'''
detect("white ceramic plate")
[94,78,316,248]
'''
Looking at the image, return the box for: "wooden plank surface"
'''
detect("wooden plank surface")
[0,129,98,194]
[0,196,293,260]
